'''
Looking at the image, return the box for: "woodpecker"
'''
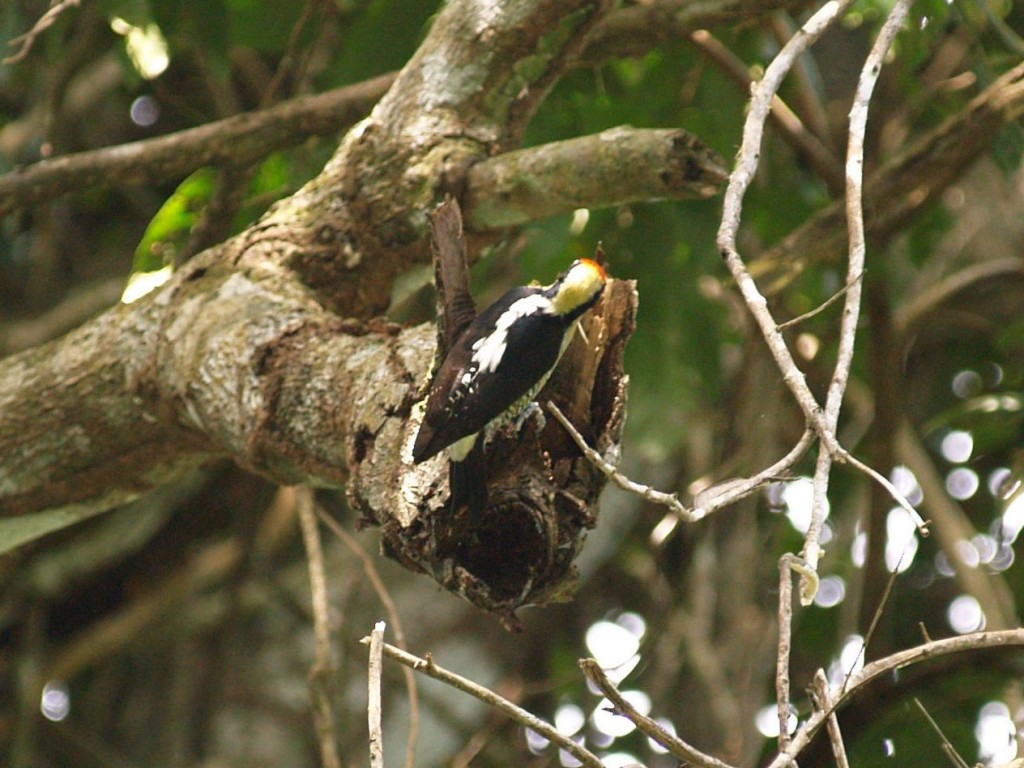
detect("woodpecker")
[412,257,608,514]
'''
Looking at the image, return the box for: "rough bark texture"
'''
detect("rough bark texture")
[0,0,647,616]
[0,247,434,517]
[465,127,727,228]
[1,0,619,518]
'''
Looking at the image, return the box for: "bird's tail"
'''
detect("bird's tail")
[449,439,488,515]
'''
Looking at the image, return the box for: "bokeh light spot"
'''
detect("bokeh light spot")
[885,509,918,573]
[951,369,982,398]
[130,95,160,127]
[940,430,973,463]
[813,575,846,608]
[946,468,979,501]
[555,704,586,737]
[976,701,1017,765]
[947,595,984,633]
[40,680,70,722]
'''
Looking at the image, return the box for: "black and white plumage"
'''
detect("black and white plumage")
[412,258,607,513]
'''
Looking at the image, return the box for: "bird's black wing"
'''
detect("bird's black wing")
[412,287,565,462]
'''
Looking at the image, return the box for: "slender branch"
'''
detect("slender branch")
[776,555,797,752]
[551,402,816,522]
[368,621,386,768]
[363,640,605,768]
[0,73,395,217]
[765,630,1024,768]
[687,29,844,195]
[843,452,927,531]
[753,62,1024,291]
[716,0,856,456]
[802,0,914,601]
[582,0,814,64]
[296,487,342,768]
[846,558,900,695]
[811,669,850,768]
[895,258,1024,333]
[767,13,833,145]
[580,658,735,768]
[547,401,696,520]
[713,0,926,601]
[691,428,816,513]
[3,0,81,64]
[913,698,971,768]
[776,274,862,331]
[318,507,420,768]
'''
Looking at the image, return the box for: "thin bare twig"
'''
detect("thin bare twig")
[546,401,696,520]
[579,658,735,768]
[368,621,386,768]
[812,669,850,768]
[776,555,797,752]
[766,630,1024,767]
[842,549,903,698]
[4,0,80,64]
[296,487,342,768]
[716,0,856,451]
[713,0,854,451]
[776,273,863,331]
[802,0,915,600]
[691,428,816,513]
[713,0,926,557]
[365,640,605,768]
[914,698,972,768]
[550,401,816,523]
[844,452,927,530]
[318,508,420,768]
[688,28,844,195]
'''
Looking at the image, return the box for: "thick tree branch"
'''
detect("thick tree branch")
[465,127,726,230]
[237,0,616,319]
[0,239,633,619]
[0,251,432,520]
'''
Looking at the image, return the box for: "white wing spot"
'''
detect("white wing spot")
[470,294,551,374]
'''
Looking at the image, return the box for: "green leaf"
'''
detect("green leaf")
[131,168,216,274]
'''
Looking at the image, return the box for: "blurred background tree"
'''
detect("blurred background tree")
[1,0,1023,766]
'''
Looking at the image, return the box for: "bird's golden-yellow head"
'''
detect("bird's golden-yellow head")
[550,258,607,317]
